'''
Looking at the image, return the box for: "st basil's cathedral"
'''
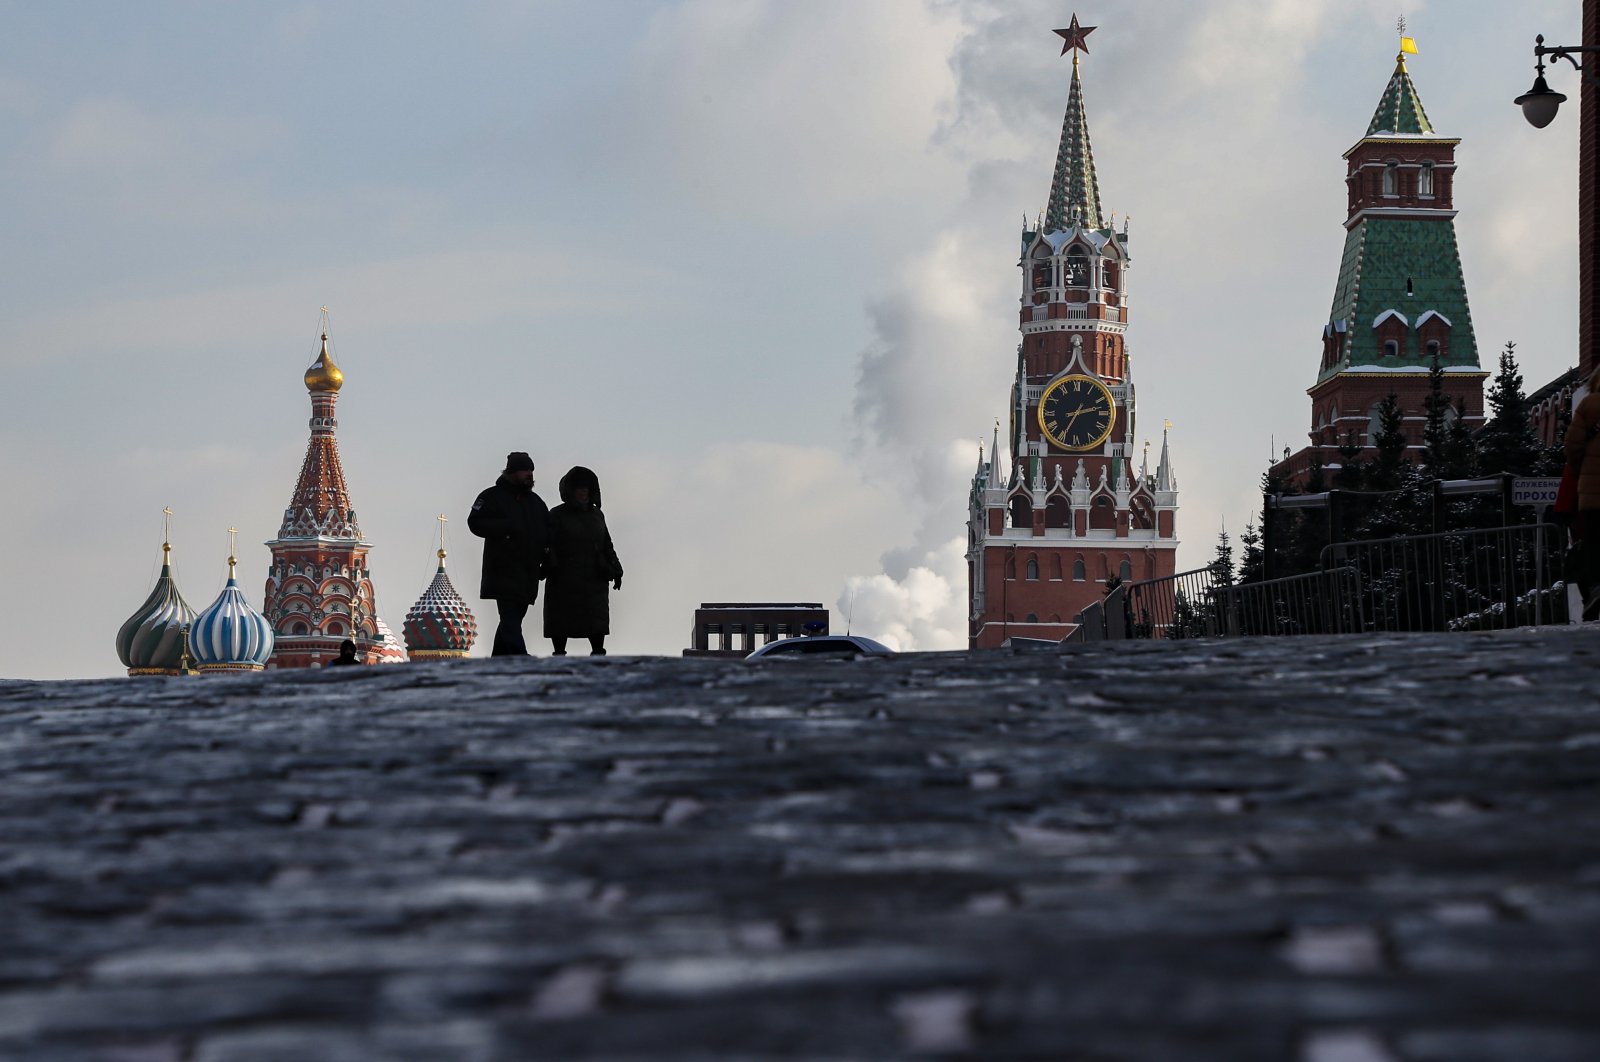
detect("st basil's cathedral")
[967,16,1180,648]
[115,320,478,673]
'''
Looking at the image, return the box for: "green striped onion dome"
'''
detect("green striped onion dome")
[116,543,195,675]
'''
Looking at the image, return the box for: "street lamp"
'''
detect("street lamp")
[1515,34,1599,127]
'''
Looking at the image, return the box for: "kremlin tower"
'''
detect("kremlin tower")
[1272,34,1485,485]
[967,16,1179,648]
[261,318,388,667]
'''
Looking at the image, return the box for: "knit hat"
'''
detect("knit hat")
[504,452,535,473]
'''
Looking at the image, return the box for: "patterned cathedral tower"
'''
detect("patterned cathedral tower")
[1273,35,1485,485]
[967,16,1179,648]
[262,320,383,667]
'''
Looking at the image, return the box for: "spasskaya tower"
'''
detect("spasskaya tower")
[967,15,1179,647]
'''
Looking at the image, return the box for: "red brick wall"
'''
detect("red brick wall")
[1583,0,1600,380]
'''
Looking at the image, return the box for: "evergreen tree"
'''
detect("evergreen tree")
[1209,529,1236,588]
[1478,341,1540,475]
[1445,398,1477,479]
[1238,520,1264,584]
[1333,430,1365,489]
[1370,393,1409,490]
[1422,355,1451,474]
[1305,453,1327,494]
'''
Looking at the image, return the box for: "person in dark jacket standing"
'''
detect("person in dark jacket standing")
[543,466,623,656]
[1564,368,1600,618]
[468,452,551,655]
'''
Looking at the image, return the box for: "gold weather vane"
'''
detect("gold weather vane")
[1397,16,1418,62]
[1164,419,1174,432]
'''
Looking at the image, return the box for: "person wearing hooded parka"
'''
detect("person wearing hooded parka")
[543,466,623,656]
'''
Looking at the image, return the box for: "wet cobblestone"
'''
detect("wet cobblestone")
[3,628,1599,1060]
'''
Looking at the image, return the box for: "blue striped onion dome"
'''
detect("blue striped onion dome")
[188,558,274,672]
[116,542,195,675]
[404,549,477,658]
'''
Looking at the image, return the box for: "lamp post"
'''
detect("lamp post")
[1518,7,1600,385]
[1514,35,1599,127]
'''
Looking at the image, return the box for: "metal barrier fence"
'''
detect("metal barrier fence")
[1320,522,1565,633]
[1124,567,1222,640]
[1211,567,1363,637]
[1115,523,1566,644]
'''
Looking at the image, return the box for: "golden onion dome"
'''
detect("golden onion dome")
[304,333,345,393]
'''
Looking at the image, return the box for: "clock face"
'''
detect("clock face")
[1038,374,1116,452]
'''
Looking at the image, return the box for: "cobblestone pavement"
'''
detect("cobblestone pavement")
[3,628,1600,1061]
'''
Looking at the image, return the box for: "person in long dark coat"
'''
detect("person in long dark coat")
[468,452,551,656]
[543,466,623,656]
[1564,368,1600,618]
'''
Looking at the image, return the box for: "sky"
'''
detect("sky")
[0,0,1583,679]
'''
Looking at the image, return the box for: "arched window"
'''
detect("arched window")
[1119,559,1133,581]
[1051,556,1064,581]
[327,622,344,636]
[1026,613,1038,623]
[1046,496,1072,528]
[1066,247,1090,287]
[1383,339,1399,358]
[292,622,308,635]
[1073,558,1087,581]
[1382,161,1399,196]
[1026,558,1039,580]
[1419,161,1434,196]
[1425,339,1441,359]
[1009,496,1032,529]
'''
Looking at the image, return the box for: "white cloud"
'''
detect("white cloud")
[626,0,968,227]
[840,536,966,651]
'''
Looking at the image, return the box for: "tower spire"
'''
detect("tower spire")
[1366,29,1431,135]
[1046,14,1103,232]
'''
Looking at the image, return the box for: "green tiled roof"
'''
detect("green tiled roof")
[1366,58,1433,136]
[1045,58,1103,231]
[1321,217,1478,381]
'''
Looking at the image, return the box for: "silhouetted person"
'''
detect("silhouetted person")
[469,452,551,655]
[328,639,361,666]
[1565,366,1600,619]
[543,466,622,656]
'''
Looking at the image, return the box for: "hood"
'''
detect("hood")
[559,465,602,507]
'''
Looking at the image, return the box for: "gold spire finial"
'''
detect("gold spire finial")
[305,308,345,392]
[1164,419,1174,432]
[226,527,238,574]
[436,513,449,565]
[162,506,173,561]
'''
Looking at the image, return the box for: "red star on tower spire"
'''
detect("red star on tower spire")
[1054,13,1095,56]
